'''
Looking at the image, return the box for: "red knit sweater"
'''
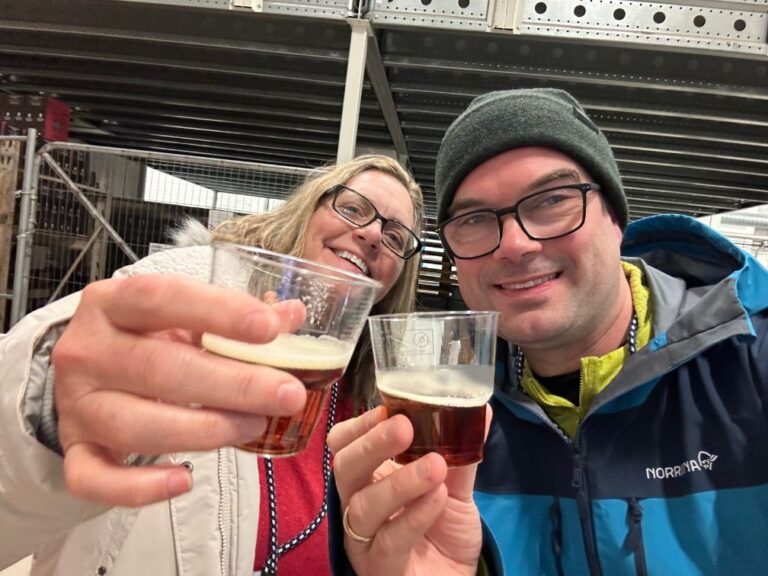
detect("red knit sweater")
[254,382,353,575]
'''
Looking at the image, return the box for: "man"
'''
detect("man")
[327,88,768,575]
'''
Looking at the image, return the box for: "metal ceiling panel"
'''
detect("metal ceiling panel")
[0,0,393,171]
[377,23,768,218]
[0,0,766,224]
[260,0,350,19]
[116,0,229,6]
[513,0,768,56]
[370,0,492,31]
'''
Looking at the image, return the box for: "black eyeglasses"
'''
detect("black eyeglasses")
[437,183,600,260]
[323,184,422,260]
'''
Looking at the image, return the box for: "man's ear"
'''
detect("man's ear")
[602,198,623,239]
[613,218,623,242]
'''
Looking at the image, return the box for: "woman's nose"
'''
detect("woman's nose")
[355,218,384,248]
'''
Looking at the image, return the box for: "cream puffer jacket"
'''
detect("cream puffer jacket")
[0,245,262,576]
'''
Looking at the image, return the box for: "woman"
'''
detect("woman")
[0,155,424,575]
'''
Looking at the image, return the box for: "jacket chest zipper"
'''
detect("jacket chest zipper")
[505,359,605,574]
[549,497,565,576]
[625,498,648,576]
[574,368,602,575]
[218,448,232,576]
[572,436,603,576]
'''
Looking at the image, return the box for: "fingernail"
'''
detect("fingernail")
[167,469,192,496]
[241,312,276,342]
[282,300,298,325]
[287,299,306,327]
[276,381,305,412]
[416,457,432,480]
[263,312,281,341]
[272,300,305,329]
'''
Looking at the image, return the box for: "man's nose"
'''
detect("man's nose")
[492,216,543,261]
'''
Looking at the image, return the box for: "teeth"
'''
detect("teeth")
[334,250,370,276]
[501,273,557,290]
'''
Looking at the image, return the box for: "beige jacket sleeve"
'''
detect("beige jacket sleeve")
[0,292,106,568]
[0,244,212,569]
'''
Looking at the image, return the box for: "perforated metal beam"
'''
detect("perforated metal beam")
[370,0,768,56]
[371,0,492,31]
[115,0,229,7]
[511,0,768,56]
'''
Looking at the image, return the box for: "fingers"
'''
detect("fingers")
[59,391,269,455]
[328,406,387,455]
[51,275,312,507]
[79,333,306,415]
[345,452,448,546]
[83,276,305,343]
[352,484,448,574]
[332,413,413,504]
[332,408,486,575]
[64,443,193,507]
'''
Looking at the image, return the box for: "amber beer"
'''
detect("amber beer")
[202,332,352,456]
[376,365,493,467]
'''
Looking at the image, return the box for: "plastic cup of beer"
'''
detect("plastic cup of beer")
[201,242,381,457]
[369,311,498,467]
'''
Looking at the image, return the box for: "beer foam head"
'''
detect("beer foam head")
[202,332,353,369]
[376,365,493,407]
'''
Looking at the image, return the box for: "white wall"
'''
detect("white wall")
[698,205,768,268]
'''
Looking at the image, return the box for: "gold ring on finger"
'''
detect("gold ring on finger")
[342,504,374,544]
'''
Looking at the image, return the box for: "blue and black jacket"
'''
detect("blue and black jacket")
[479,215,768,575]
[330,214,768,575]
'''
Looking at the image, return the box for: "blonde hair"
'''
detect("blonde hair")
[213,155,424,409]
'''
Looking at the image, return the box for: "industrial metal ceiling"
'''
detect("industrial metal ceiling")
[1,0,767,222]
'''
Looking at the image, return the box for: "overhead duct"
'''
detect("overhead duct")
[720,214,768,229]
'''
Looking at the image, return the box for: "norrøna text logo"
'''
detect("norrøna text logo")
[646,451,718,480]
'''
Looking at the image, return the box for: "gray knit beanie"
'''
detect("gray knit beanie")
[435,88,627,229]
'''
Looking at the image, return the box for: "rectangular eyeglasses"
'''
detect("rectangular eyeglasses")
[324,184,422,259]
[437,183,600,260]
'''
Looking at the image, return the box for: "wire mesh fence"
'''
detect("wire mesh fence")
[19,143,460,323]
[25,144,313,315]
[8,141,768,331]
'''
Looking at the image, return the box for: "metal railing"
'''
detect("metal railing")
[1,132,36,329]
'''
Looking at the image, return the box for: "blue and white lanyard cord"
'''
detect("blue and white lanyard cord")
[261,381,339,576]
[515,311,639,382]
